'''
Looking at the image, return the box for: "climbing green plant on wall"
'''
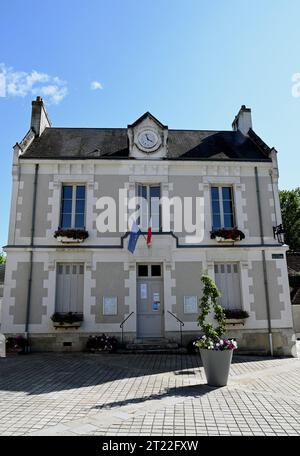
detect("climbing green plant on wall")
[197,274,226,341]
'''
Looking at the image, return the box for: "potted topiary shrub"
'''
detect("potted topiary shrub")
[195,274,237,387]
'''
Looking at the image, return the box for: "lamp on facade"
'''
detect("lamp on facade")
[273,224,285,244]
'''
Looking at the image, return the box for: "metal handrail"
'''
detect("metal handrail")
[120,312,134,345]
[167,311,184,347]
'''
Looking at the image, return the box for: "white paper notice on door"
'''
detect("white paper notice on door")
[153,292,160,302]
[140,283,147,299]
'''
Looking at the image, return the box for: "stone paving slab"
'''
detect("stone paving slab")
[0,351,300,436]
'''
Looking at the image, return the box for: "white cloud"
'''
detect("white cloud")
[0,63,68,104]
[90,80,103,90]
[32,85,68,105]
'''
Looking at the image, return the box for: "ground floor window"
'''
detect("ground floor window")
[214,262,242,309]
[56,263,84,313]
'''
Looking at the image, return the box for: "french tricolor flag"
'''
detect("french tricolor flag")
[147,218,152,247]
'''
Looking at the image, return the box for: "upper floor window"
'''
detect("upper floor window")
[60,185,86,229]
[211,186,234,230]
[136,184,161,231]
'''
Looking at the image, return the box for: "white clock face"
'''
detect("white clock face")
[138,131,158,149]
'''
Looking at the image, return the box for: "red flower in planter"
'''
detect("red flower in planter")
[210,227,245,241]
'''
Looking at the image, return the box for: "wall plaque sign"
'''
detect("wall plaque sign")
[184,296,198,314]
[140,283,147,299]
[103,296,118,315]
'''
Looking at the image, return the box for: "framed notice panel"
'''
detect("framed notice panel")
[103,296,118,315]
[140,283,147,299]
[184,296,198,314]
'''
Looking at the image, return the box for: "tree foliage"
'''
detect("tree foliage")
[279,188,300,251]
[0,250,6,264]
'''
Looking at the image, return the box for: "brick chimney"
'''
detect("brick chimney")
[30,96,51,136]
[232,105,252,136]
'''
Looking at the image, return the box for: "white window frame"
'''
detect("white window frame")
[210,185,235,229]
[214,262,242,310]
[60,183,86,229]
[55,262,84,313]
[137,263,163,278]
[136,184,161,232]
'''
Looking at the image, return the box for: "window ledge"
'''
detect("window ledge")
[56,236,85,244]
[53,322,82,329]
[215,237,237,243]
[225,318,245,328]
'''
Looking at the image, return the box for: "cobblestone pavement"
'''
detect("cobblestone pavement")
[0,350,300,436]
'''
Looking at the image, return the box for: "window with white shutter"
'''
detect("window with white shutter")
[56,263,84,313]
[214,263,241,309]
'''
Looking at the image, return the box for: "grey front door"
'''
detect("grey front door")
[137,264,164,338]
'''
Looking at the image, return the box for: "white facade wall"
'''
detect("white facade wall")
[1,126,296,355]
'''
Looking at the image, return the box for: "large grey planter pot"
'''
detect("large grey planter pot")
[200,349,233,387]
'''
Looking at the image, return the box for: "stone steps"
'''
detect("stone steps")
[118,347,187,354]
[121,338,186,354]
[126,343,179,350]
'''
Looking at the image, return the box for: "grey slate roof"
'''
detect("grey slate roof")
[21,127,271,162]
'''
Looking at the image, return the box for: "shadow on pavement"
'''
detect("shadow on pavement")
[92,383,218,411]
[0,352,280,395]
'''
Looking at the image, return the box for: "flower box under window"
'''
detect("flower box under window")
[54,228,89,243]
[210,227,245,243]
[51,312,83,329]
[224,309,249,328]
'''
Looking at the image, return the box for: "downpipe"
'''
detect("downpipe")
[24,163,39,338]
[269,333,273,357]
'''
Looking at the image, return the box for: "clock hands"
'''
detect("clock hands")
[139,132,157,148]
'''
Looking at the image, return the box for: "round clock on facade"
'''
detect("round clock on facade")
[138,131,159,150]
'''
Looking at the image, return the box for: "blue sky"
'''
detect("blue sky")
[1,0,300,248]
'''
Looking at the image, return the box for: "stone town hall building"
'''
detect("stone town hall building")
[1,97,297,356]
